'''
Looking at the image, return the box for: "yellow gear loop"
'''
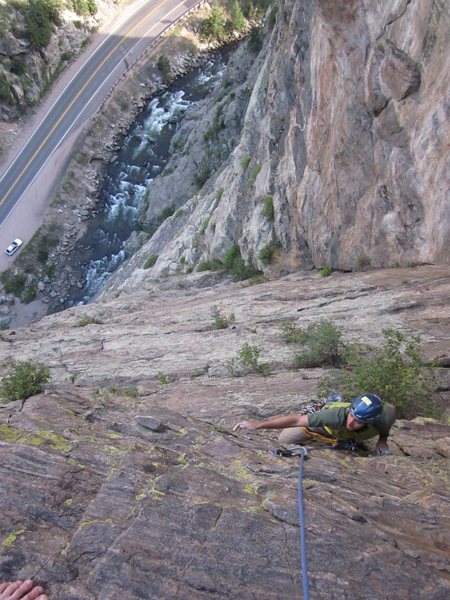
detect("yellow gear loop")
[301,427,336,445]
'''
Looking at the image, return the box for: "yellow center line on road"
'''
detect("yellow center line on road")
[0,0,172,210]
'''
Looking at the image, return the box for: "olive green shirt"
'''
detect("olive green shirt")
[307,403,395,441]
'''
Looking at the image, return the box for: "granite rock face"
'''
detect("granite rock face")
[129,0,449,284]
[0,265,449,598]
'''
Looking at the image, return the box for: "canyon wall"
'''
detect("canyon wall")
[112,0,449,292]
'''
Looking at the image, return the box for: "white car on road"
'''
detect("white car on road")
[5,239,23,256]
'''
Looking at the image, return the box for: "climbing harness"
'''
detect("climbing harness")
[300,426,337,445]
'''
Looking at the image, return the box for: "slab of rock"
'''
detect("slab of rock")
[0,389,448,599]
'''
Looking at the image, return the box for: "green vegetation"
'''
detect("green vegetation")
[143,255,158,269]
[281,319,347,368]
[156,54,171,84]
[201,1,227,42]
[225,343,270,377]
[199,217,210,235]
[211,305,235,330]
[0,360,50,403]
[108,385,138,398]
[247,26,263,53]
[74,315,103,327]
[240,155,251,171]
[261,196,274,220]
[157,371,171,384]
[1,271,26,297]
[10,56,27,75]
[222,244,261,281]
[193,160,212,190]
[25,0,62,50]
[258,244,277,263]
[156,205,175,223]
[354,254,371,271]
[0,74,12,104]
[69,0,97,16]
[281,318,438,418]
[248,163,261,183]
[320,265,333,277]
[319,329,437,419]
[196,259,223,272]
[229,1,246,32]
[22,281,37,304]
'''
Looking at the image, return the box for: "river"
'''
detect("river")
[61,51,229,308]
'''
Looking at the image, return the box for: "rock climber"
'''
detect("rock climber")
[233,392,395,455]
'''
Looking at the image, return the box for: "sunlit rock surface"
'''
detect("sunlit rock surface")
[0,265,449,598]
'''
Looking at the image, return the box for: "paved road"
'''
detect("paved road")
[0,0,202,271]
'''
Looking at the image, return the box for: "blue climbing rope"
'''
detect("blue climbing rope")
[297,446,310,600]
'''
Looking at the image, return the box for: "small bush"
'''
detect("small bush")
[143,255,158,269]
[283,319,347,368]
[261,196,274,220]
[69,0,97,16]
[11,56,27,75]
[223,244,241,271]
[281,321,306,344]
[248,163,261,183]
[196,259,223,272]
[211,305,235,330]
[74,316,103,327]
[193,161,212,189]
[225,343,270,377]
[25,0,61,50]
[320,265,333,277]
[258,244,276,263]
[157,371,171,384]
[201,2,227,41]
[354,254,371,271]
[248,26,263,53]
[239,343,261,370]
[43,262,56,277]
[108,385,138,398]
[0,74,12,104]
[0,360,50,403]
[156,205,175,224]
[320,329,437,419]
[240,155,251,171]
[228,1,246,32]
[157,54,171,83]
[1,272,26,297]
[22,281,37,304]
[222,245,260,281]
[199,217,210,235]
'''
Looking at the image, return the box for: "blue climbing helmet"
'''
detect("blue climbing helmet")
[350,393,383,423]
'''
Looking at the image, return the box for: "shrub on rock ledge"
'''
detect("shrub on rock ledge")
[0,360,50,403]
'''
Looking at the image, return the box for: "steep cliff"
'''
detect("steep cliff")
[114,0,449,291]
[0,5,449,597]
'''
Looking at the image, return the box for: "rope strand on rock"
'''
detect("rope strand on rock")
[297,446,310,600]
